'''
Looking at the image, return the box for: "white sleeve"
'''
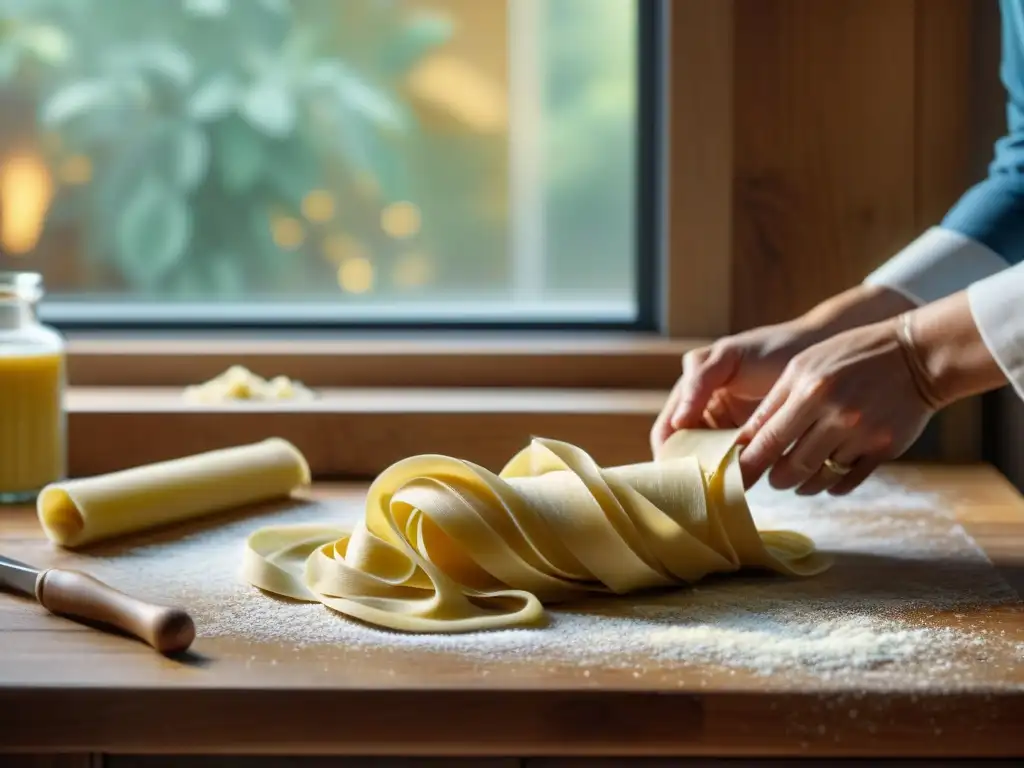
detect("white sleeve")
[968,261,1024,401]
[863,226,1010,306]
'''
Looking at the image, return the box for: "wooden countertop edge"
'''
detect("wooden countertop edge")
[1,468,1022,756]
[1,687,1023,757]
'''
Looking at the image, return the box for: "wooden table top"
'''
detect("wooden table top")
[1,464,1024,759]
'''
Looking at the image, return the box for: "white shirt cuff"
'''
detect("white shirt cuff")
[967,262,1024,402]
[864,227,1010,306]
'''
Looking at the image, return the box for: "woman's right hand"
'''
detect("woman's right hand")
[649,285,919,456]
[650,319,822,454]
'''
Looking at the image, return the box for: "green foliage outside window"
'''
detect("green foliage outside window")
[0,0,455,299]
[0,0,637,306]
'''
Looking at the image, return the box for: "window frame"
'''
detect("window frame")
[48,0,734,477]
[48,0,736,350]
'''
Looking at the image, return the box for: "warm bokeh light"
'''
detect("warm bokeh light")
[393,250,434,289]
[407,53,507,133]
[271,215,305,250]
[59,154,92,185]
[301,189,335,223]
[322,233,368,265]
[337,256,374,294]
[0,152,54,255]
[381,201,421,239]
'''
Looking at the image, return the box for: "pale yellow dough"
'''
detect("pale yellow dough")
[184,365,316,403]
[38,438,311,548]
[243,429,830,633]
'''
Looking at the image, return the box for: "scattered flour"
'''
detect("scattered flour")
[32,474,1021,686]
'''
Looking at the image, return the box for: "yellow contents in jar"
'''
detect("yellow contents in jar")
[0,352,64,499]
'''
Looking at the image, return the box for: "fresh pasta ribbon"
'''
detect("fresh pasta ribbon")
[183,365,316,403]
[243,429,831,632]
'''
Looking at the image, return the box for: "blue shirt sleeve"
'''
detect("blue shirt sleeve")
[942,0,1024,266]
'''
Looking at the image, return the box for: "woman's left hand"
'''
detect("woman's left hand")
[735,318,935,496]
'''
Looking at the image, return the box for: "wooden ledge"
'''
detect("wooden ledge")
[64,333,697,389]
[68,387,666,478]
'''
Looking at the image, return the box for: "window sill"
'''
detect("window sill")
[67,385,666,478]
[64,332,699,389]
[63,333,691,478]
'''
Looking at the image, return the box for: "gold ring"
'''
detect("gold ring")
[823,457,853,476]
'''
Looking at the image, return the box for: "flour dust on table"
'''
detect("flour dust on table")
[29,471,1017,689]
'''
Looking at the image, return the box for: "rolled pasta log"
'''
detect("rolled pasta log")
[243,429,831,633]
[38,438,311,548]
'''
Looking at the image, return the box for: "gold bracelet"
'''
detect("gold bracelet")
[894,312,944,411]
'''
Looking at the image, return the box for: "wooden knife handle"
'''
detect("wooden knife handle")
[35,568,195,654]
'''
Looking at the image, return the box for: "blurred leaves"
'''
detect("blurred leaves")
[240,76,296,138]
[380,15,452,75]
[163,121,210,191]
[214,116,264,193]
[101,42,194,90]
[115,176,190,288]
[188,73,238,121]
[305,60,404,130]
[0,18,70,83]
[40,79,124,125]
[264,137,318,207]
[0,0,448,294]
[183,0,230,19]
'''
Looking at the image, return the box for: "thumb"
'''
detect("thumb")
[670,345,741,429]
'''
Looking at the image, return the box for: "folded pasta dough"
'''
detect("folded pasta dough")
[243,429,830,633]
[38,438,311,548]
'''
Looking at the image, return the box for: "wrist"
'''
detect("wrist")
[897,292,1009,408]
[801,284,917,340]
[893,313,947,411]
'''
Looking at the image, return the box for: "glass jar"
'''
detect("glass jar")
[0,272,66,504]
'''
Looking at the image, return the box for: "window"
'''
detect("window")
[0,0,658,329]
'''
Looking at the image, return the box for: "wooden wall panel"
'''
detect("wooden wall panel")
[710,0,988,462]
[665,0,734,338]
[730,0,918,331]
[914,0,974,227]
[914,0,983,462]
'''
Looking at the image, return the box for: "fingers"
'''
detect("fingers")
[738,379,820,488]
[828,456,881,496]
[794,468,839,496]
[704,392,760,430]
[651,344,744,456]
[702,391,730,429]
[768,418,846,490]
[721,394,759,427]
[736,382,786,446]
[794,442,859,495]
[650,378,686,455]
[670,345,740,429]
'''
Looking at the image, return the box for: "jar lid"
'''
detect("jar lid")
[0,272,43,303]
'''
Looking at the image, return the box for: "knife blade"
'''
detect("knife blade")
[0,553,195,654]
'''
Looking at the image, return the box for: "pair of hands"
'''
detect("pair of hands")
[651,317,936,495]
